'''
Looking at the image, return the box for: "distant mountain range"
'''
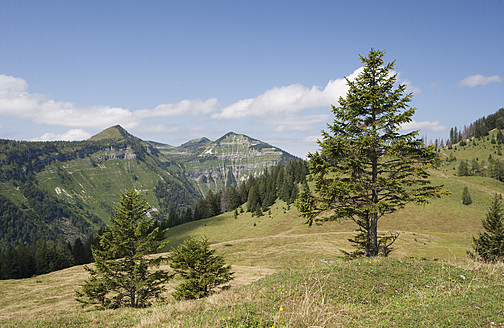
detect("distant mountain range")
[0,125,297,249]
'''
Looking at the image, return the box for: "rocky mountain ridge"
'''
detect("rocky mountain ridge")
[150,131,297,195]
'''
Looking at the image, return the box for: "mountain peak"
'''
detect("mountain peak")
[216,132,255,143]
[89,125,132,141]
[183,137,211,145]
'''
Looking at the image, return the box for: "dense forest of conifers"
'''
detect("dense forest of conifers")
[444,107,504,145]
[0,159,308,279]
[158,158,308,229]
[0,134,199,250]
[0,138,148,181]
[0,177,101,249]
[0,236,98,279]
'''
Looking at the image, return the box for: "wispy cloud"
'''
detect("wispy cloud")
[401,120,447,132]
[213,67,363,119]
[303,135,322,143]
[458,74,503,87]
[32,129,92,141]
[134,99,218,118]
[136,124,179,134]
[270,114,330,132]
[402,79,422,94]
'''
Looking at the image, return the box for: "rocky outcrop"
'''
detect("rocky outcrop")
[151,132,297,193]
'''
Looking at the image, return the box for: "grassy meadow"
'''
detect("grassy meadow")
[2,135,504,327]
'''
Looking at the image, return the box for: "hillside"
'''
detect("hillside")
[151,132,297,195]
[2,129,504,325]
[0,126,199,249]
[0,127,299,250]
[3,123,504,325]
[1,195,504,326]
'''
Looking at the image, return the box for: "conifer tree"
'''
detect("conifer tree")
[458,160,470,176]
[296,49,445,257]
[168,237,233,300]
[462,186,472,205]
[469,195,504,262]
[76,188,171,308]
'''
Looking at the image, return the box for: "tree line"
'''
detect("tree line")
[445,107,504,145]
[158,159,308,227]
[0,236,99,279]
[455,130,504,182]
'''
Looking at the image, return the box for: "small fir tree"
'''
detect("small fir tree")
[76,189,171,308]
[458,160,469,176]
[169,237,233,300]
[468,195,504,262]
[462,186,472,205]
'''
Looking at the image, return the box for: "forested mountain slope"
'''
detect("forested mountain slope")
[0,126,298,250]
[0,126,198,249]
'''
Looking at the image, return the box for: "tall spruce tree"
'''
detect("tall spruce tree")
[469,194,504,262]
[296,49,445,257]
[76,188,171,308]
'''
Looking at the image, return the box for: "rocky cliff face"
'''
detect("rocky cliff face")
[151,132,297,194]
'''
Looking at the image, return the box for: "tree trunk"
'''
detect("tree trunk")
[130,289,136,308]
[369,137,379,256]
[368,212,379,257]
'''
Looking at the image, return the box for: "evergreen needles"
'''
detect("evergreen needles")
[76,188,172,308]
[296,48,446,257]
[469,194,504,262]
[169,237,234,300]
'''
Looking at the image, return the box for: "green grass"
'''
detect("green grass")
[3,258,503,327]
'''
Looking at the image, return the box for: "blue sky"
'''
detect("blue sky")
[0,0,502,157]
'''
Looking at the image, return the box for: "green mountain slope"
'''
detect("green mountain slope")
[2,185,503,326]
[0,126,200,249]
[0,127,300,249]
[151,132,298,195]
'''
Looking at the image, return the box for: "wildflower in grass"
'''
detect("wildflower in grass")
[279,307,283,311]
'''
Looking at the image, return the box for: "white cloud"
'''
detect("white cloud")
[137,124,179,133]
[0,75,28,93]
[0,75,138,128]
[401,120,447,132]
[402,79,422,94]
[213,67,363,119]
[270,114,330,132]
[134,98,218,118]
[0,74,218,129]
[458,74,503,87]
[33,129,92,141]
